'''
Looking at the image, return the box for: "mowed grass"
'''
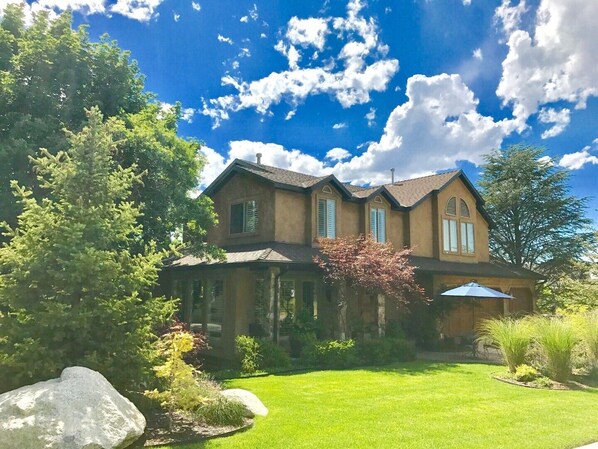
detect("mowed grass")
[158,361,598,449]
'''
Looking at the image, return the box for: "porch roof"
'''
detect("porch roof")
[168,242,318,268]
[409,256,544,280]
[167,243,543,280]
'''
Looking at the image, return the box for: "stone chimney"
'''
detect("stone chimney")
[256,153,262,165]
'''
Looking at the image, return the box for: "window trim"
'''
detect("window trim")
[442,196,475,256]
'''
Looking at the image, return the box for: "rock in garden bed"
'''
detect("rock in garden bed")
[493,375,594,390]
[0,366,146,449]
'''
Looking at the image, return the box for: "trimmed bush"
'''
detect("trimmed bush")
[388,338,417,362]
[235,335,261,374]
[533,317,578,382]
[303,339,359,369]
[477,318,532,373]
[258,339,291,370]
[514,364,539,383]
[356,339,392,365]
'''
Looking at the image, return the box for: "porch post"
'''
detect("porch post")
[267,267,280,341]
[377,294,386,337]
[182,280,193,325]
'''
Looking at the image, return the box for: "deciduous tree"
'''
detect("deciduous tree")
[314,235,426,339]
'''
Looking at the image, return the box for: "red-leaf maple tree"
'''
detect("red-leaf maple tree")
[314,235,427,339]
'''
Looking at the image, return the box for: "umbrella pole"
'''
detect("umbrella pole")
[472,299,477,358]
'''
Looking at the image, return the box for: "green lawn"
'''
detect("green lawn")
[158,361,598,449]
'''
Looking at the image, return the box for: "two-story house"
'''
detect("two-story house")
[162,156,541,358]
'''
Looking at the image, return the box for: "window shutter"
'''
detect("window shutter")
[326,199,336,238]
[245,200,257,232]
[317,199,326,237]
[370,208,377,240]
[378,209,386,243]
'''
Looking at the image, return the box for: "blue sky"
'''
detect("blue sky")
[3,0,597,223]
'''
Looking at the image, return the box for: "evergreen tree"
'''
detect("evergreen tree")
[0,108,176,392]
[479,145,595,282]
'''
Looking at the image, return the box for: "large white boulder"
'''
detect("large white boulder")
[221,388,268,417]
[0,366,146,449]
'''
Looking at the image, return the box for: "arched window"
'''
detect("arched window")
[460,199,470,218]
[322,185,333,194]
[445,197,457,215]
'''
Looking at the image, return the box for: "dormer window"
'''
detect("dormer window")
[230,200,257,234]
[370,207,386,243]
[443,197,474,255]
[317,198,336,238]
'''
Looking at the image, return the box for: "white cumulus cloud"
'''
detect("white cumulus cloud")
[496,0,598,128]
[332,122,347,129]
[202,0,398,127]
[538,107,571,139]
[559,144,598,170]
[217,34,234,45]
[326,147,351,161]
[191,1,200,11]
[110,0,164,22]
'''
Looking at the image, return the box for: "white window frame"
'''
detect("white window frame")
[443,218,458,253]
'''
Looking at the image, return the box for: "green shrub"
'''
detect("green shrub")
[258,339,291,370]
[388,338,417,362]
[303,339,359,368]
[514,364,539,383]
[196,395,246,427]
[385,320,407,339]
[235,335,261,374]
[477,318,532,373]
[356,339,392,365]
[532,376,553,389]
[533,317,578,382]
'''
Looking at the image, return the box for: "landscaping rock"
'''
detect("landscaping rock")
[0,366,146,449]
[221,388,268,417]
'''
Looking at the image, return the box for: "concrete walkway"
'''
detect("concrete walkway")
[575,443,598,449]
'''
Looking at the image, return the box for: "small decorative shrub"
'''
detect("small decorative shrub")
[533,317,578,382]
[303,339,359,368]
[385,320,407,340]
[477,318,532,373]
[532,376,553,389]
[195,395,246,427]
[235,335,261,374]
[388,338,417,362]
[514,364,539,383]
[356,339,392,365]
[258,339,291,370]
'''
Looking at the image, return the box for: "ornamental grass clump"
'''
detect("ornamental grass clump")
[477,318,532,373]
[573,311,598,371]
[532,317,578,382]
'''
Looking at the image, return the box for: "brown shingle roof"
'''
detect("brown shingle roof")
[237,160,328,188]
[383,170,460,207]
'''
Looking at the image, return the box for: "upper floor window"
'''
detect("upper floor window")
[370,207,386,243]
[460,199,470,218]
[443,197,474,255]
[445,197,457,215]
[317,198,336,238]
[230,200,257,234]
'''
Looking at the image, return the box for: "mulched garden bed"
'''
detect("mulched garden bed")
[131,410,253,447]
[493,375,594,391]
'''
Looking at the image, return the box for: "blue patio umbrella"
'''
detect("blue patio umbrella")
[440,282,514,300]
[440,282,514,352]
